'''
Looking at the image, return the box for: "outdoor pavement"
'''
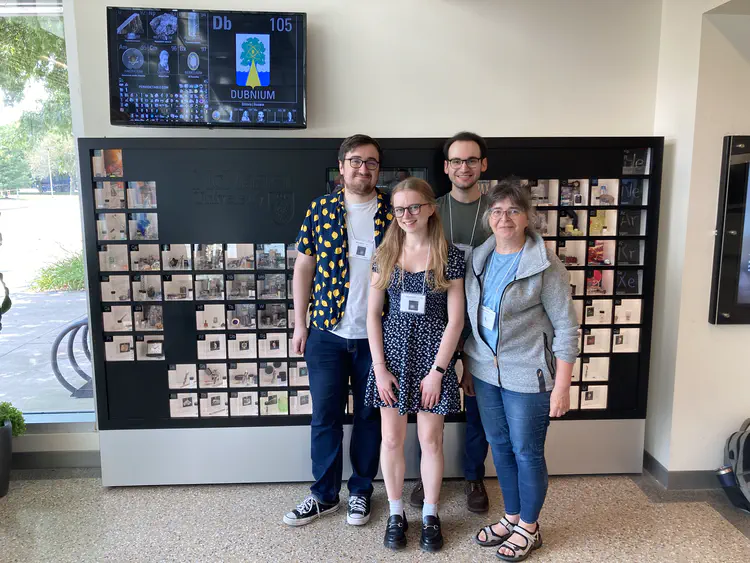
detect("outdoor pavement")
[0,195,92,413]
[0,291,92,413]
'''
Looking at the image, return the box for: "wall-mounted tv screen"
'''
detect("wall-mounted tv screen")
[709,135,750,324]
[106,8,306,129]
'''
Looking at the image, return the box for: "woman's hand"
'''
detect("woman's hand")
[549,384,570,417]
[375,365,399,406]
[420,370,443,410]
[460,363,475,397]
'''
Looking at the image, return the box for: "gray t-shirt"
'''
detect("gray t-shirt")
[436,192,493,341]
[436,192,493,251]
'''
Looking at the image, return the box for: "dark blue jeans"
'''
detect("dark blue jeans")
[463,394,489,481]
[473,378,551,523]
[306,328,381,504]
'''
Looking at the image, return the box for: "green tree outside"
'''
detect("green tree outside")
[0,15,75,192]
[0,124,32,192]
[1,14,83,294]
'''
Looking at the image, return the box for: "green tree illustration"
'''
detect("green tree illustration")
[240,37,265,68]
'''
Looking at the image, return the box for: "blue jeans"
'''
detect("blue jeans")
[306,328,381,504]
[463,394,489,481]
[473,378,551,523]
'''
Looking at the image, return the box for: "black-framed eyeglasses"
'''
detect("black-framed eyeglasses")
[393,203,430,217]
[345,157,380,170]
[448,157,481,169]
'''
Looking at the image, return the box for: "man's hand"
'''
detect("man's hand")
[460,364,475,397]
[292,325,309,356]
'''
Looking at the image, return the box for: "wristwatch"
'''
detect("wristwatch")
[431,364,446,374]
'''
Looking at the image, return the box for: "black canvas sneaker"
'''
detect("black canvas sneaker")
[346,495,371,525]
[282,495,340,527]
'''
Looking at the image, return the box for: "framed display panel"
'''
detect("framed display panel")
[95,181,126,209]
[100,274,131,302]
[105,8,307,130]
[709,136,750,323]
[130,244,161,271]
[80,137,661,434]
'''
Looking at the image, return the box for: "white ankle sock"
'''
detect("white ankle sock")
[389,498,404,517]
[423,502,438,519]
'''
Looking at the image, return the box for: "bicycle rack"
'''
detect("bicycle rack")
[51,318,93,399]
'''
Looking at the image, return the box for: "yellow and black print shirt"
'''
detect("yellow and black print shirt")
[296,189,392,330]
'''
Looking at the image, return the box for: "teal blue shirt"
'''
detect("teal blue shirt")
[479,250,522,353]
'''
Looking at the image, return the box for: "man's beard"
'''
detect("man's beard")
[345,175,376,195]
[453,177,478,191]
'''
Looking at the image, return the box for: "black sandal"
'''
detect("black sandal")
[496,523,542,562]
[474,516,516,547]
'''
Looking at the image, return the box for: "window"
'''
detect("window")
[0,2,93,417]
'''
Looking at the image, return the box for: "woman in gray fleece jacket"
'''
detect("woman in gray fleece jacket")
[463,178,578,562]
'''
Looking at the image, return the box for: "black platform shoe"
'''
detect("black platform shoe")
[383,513,408,550]
[420,515,444,552]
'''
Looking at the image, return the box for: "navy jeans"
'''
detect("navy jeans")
[306,328,381,504]
[473,378,551,523]
[463,394,489,481]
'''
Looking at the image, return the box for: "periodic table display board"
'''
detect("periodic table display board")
[80,137,662,431]
[516,148,653,415]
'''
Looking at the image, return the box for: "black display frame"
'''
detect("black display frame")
[79,137,663,430]
[709,136,750,324]
[106,7,307,129]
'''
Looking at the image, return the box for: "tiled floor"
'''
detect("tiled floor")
[1,470,749,562]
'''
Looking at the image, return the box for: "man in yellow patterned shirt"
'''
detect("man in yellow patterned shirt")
[283,134,392,528]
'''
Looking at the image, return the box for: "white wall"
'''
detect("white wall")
[645,0,750,473]
[64,0,662,139]
[645,0,725,470]
[668,8,750,471]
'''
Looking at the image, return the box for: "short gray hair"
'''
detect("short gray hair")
[482,176,537,234]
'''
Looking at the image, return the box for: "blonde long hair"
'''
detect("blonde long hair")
[374,178,450,292]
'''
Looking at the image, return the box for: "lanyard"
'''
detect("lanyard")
[449,195,482,246]
[400,244,431,294]
[489,250,523,297]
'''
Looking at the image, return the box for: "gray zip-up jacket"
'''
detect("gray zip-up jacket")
[463,233,579,393]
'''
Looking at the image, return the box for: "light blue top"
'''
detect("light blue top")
[479,250,522,353]
[464,234,580,393]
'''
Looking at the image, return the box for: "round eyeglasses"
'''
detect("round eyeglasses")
[489,207,524,220]
[448,157,481,169]
[393,203,430,217]
[345,157,380,170]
